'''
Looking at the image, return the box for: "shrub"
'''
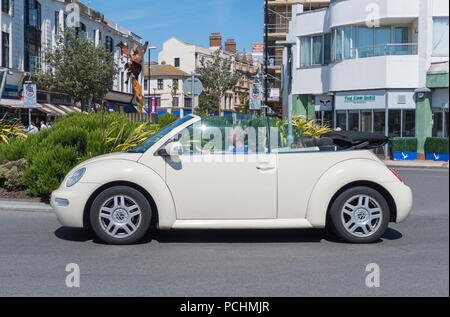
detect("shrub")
[424,137,449,154]
[158,113,178,127]
[392,138,418,153]
[0,112,162,197]
[0,159,27,191]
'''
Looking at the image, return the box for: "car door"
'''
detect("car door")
[164,117,277,220]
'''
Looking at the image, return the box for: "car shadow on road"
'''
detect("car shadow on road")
[54,226,403,245]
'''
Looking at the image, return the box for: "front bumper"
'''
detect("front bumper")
[51,183,100,228]
[382,182,413,223]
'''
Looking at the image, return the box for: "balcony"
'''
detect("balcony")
[351,43,418,59]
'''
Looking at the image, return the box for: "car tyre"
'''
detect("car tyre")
[90,186,152,245]
[329,186,390,243]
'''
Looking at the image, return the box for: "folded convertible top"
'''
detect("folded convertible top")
[322,131,389,150]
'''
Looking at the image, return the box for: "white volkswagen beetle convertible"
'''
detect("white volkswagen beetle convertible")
[51,115,412,245]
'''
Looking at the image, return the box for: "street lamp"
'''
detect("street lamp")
[147,46,157,110]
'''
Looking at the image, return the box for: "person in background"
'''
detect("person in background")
[45,122,52,129]
[28,122,39,134]
[40,121,47,130]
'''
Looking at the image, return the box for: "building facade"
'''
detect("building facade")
[143,62,190,116]
[266,0,330,113]
[158,34,261,116]
[1,0,144,121]
[282,0,449,158]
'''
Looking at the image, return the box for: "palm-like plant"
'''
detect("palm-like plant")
[0,116,28,144]
[292,115,332,139]
[105,121,160,153]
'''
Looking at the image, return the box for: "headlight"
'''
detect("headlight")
[66,168,86,187]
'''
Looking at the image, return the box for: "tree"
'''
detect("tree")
[196,48,240,115]
[235,93,251,114]
[35,28,119,112]
[168,80,179,107]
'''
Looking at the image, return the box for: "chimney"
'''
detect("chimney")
[225,39,237,54]
[210,33,222,48]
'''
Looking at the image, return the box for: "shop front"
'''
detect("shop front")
[334,89,416,138]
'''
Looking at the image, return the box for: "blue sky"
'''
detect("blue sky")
[80,0,263,61]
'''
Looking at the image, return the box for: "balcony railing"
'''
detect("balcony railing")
[351,43,418,59]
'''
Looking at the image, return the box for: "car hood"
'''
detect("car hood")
[78,152,143,168]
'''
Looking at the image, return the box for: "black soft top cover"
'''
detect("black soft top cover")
[322,131,389,150]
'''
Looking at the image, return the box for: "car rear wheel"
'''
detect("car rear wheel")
[329,186,390,243]
[90,186,152,245]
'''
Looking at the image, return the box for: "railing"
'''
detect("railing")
[266,55,284,67]
[267,24,288,34]
[350,43,418,59]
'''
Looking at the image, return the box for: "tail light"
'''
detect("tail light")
[389,168,403,182]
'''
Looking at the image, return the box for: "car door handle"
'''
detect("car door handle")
[256,165,276,171]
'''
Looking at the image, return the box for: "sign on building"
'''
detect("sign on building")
[23,83,37,108]
[250,85,262,110]
[252,43,264,62]
[270,88,280,100]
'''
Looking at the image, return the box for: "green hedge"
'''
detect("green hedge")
[0,112,155,197]
[424,137,449,154]
[392,138,418,153]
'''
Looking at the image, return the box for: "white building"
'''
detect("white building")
[282,0,449,157]
[1,0,144,118]
[157,35,237,114]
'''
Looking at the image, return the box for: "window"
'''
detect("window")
[2,32,9,68]
[76,23,87,39]
[343,26,352,59]
[361,111,372,133]
[312,35,323,65]
[432,17,449,55]
[358,27,374,58]
[157,79,164,90]
[388,110,401,137]
[335,27,343,61]
[26,0,41,28]
[184,97,192,108]
[174,58,180,67]
[144,79,148,91]
[173,97,179,107]
[394,27,409,54]
[2,0,9,14]
[336,111,347,130]
[403,110,416,137]
[300,36,311,67]
[373,111,386,134]
[348,111,359,131]
[375,27,391,56]
[105,36,114,53]
[54,11,60,35]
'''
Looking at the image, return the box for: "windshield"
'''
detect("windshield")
[128,115,195,153]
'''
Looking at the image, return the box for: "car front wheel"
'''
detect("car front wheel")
[90,186,152,245]
[329,186,390,243]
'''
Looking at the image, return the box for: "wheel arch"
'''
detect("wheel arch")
[325,181,398,226]
[306,159,399,227]
[83,181,159,229]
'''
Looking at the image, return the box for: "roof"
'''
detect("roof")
[143,63,190,77]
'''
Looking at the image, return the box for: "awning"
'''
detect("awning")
[0,98,23,107]
[35,103,83,116]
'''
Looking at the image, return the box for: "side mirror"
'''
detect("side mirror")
[159,142,184,157]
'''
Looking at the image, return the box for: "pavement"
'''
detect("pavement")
[0,168,448,297]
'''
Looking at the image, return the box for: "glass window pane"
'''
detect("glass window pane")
[394,27,410,55]
[344,26,351,59]
[336,111,347,130]
[374,111,386,134]
[358,27,374,58]
[375,27,391,56]
[312,35,323,65]
[300,36,311,67]
[336,28,343,61]
[351,26,357,58]
[323,111,333,128]
[403,110,416,137]
[324,33,331,64]
[432,111,444,137]
[389,110,401,137]
[361,111,372,132]
[433,17,449,55]
[348,111,359,131]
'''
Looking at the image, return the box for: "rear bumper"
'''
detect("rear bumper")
[382,182,413,223]
[51,183,100,228]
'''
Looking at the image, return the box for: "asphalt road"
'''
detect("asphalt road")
[0,168,448,297]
